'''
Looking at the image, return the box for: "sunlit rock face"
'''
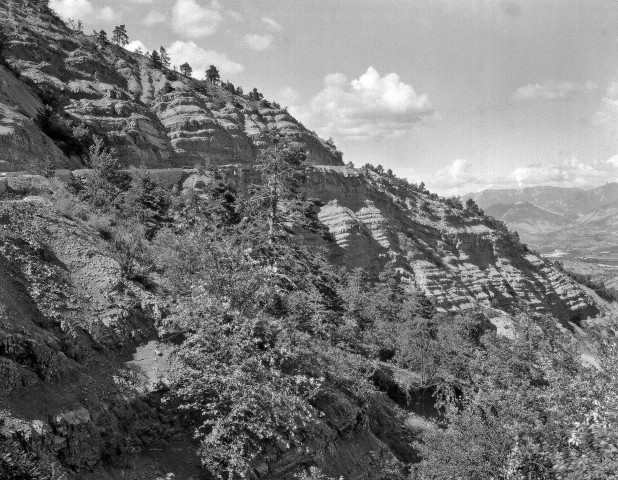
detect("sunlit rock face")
[0,0,342,170]
[303,166,598,321]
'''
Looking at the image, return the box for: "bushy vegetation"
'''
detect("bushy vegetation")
[557,265,618,303]
[0,437,59,480]
[39,135,618,479]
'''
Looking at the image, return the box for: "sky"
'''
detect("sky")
[48,0,618,194]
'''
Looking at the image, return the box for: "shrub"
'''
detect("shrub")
[0,438,59,480]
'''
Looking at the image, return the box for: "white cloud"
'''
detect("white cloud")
[507,159,611,188]
[242,34,273,51]
[167,40,244,78]
[289,67,434,141]
[143,10,166,25]
[49,0,118,22]
[429,159,492,195]
[49,0,93,19]
[594,82,618,129]
[512,81,597,101]
[172,0,223,38]
[262,16,283,31]
[124,40,149,53]
[426,156,618,195]
[606,155,618,168]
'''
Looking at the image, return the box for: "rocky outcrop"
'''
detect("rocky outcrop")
[0,66,73,171]
[0,0,343,170]
[303,166,598,321]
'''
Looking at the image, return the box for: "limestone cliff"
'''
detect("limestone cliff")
[0,0,342,169]
[303,166,598,321]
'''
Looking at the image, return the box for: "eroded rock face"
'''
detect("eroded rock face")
[0,1,342,170]
[303,166,598,321]
[0,66,72,171]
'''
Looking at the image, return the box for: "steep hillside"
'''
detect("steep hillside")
[0,0,342,170]
[302,167,597,321]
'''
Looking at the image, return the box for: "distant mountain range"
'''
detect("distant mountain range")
[464,183,618,261]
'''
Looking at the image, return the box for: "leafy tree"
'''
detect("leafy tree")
[96,29,107,43]
[162,81,173,94]
[81,137,129,209]
[159,46,170,68]
[222,80,236,93]
[248,87,263,101]
[111,25,128,46]
[465,197,483,215]
[241,131,310,253]
[412,313,618,480]
[119,168,169,237]
[206,64,220,84]
[235,86,244,96]
[150,50,162,69]
[179,62,192,77]
[66,18,83,32]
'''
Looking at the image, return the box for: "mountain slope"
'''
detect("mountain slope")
[467,184,618,261]
[303,167,597,320]
[484,202,570,234]
[464,185,596,219]
[0,0,342,170]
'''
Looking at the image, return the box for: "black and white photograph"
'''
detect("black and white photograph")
[1,0,618,479]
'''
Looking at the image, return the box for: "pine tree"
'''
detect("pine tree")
[159,46,170,68]
[206,65,220,84]
[97,30,108,43]
[179,62,192,77]
[112,25,128,46]
[151,50,162,68]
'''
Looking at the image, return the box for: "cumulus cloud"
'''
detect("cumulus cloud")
[427,156,618,195]
[172,0,223,38]
[49,0,93,19]
[289,67,434,141]
[512,81,597,101]
[167,40,244,78]
[124,40,149,53]
[262,17,283,31]
[242,34,273,51]
[507,159,612,188]
[593,82,618,129]
[50,0,119,22]
[428,159,495,195]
